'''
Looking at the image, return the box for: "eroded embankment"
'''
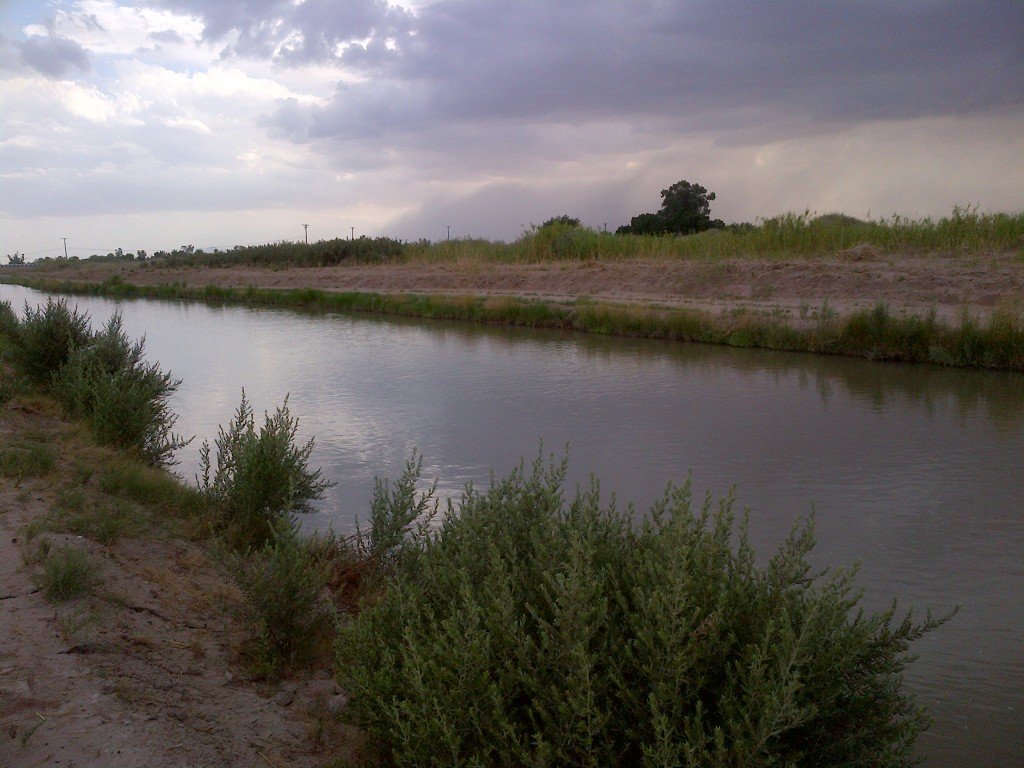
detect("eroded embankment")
[0,394,359,767]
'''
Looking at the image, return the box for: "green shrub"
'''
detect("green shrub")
[0,299,18,338]
[199,391,331,549]
[338,456,947,767]
[10,298,93,384]
[357,452,439,569]
[232,522,333,674]
[37,545,95,603]
[51,313,188,467]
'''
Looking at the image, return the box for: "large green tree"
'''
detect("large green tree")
[617,179,723,235]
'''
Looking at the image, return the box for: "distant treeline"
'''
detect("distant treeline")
[9,207,1023,270]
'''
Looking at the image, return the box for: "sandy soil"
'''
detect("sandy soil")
[0,403,358,767]
[13,249,1024,322]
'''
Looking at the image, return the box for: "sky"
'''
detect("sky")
[1,0,1022,259]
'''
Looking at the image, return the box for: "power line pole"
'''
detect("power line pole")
[303,224,309,244]
[61,237,68,258]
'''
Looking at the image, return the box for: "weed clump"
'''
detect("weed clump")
[37,545,95,603]
[0,438,57,481]
[338,456,948,767]
[199,391,331,549]
[49,486,146,546]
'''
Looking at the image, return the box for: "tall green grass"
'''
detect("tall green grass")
[417,207,1024,262]
[339,455,948,767]
[214,207,1022,263]
[11,208,1018,273]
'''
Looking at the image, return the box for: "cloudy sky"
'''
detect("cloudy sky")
[1,1,1022,258]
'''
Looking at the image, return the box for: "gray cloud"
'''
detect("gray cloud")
[148,0,1024,180]
[246,1,1024,141]
[15,34,91,78]
[149,29,185,44]
[389,179,644,242]
[156,0,412,63]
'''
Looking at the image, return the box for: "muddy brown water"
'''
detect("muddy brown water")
[3,283,1021,765]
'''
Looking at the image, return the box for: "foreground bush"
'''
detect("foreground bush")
[232,522,334,674]
[338,457,946,767]
[10,298,92,384]
[52,313,188,466]
[199,391,330,549]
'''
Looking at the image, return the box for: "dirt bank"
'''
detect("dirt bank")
[10,250,1024,322]
[0,399,358,767]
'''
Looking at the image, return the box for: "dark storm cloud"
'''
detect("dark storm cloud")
[13,34,91,78]
[252,0,1022,144]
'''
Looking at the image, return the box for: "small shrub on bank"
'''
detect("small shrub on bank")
[53,313,189,467]
[36,545,95,603]
[11,298,93,384]
[232,522,334,674]
[199,391,331,549]
[338,456,948,767]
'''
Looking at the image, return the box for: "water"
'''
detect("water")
[3,283,1022,764]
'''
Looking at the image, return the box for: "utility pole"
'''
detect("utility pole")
[303,224,309,244]
[446,225,451,242]
[61,237,68,258]
[349,226,354,241]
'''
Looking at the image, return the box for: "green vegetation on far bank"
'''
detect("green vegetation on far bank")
[7,207,1024,271]
[5,275,1023,371]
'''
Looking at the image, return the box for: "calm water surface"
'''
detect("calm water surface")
[3,284,1022,765]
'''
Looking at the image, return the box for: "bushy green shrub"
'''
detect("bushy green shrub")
[52,313,188,466]
[357,452,440,569]
[338,456,947,767]
[232,522,333,674]
[11,298,93,384]
[199,391,331,549]
[0,299,18,338]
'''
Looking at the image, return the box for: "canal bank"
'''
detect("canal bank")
[3,268,1024,371]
